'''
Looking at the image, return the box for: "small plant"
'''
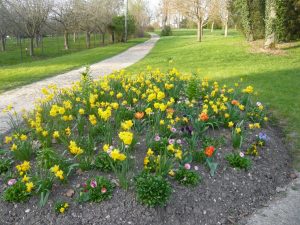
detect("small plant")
[226,152,251,170]
[232,122,244,149]
[0,158,12,174]
[135,172,172,207]
[175,167,201,186]
[94,152,113,172]
[54,201,69,214]
[204,146,218,176]
[3,179,32,202]
[78,176,114,203]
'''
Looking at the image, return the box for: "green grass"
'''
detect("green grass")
[0,38,148,93]
[129,29,300,169]
[0,33,112,66]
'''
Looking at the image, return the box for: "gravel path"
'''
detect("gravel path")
[244,173,300,225]
[0,34,159,134]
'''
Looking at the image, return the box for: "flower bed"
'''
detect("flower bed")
[0,68,292,224]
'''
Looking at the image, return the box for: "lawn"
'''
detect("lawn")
[0,37,148,93]
[129,29,300,169]
[0,33,113,66]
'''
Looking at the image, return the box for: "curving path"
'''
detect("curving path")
[0,34,159,134]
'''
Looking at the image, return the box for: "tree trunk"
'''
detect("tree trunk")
[224,22,228,37]
[30,37,34,56]
[241,0,254,42]
[73,32,76,43]
[211,21,214,32]
[101,33,105,45]
[35,35,39,48]
[86,31,91,48]
[111,32,115,43]
[0,36,6,51]
[64,30,69,50]
[264,0,277,49]
[197,19,202,42]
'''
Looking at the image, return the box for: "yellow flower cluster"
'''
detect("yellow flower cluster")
[50,165,64,180]
[98,107,112,121]
[110,149,126,161]
[69,141,84,155]
[118,131,134,145]
[121,120,133,130]
[16,161,31,175]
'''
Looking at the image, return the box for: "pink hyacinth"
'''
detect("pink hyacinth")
[171,127,177,133]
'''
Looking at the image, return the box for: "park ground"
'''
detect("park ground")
[1,29,300,170]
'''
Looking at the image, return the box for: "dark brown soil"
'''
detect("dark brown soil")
[0,124,293,225]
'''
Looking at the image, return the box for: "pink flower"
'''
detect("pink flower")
[239,152,245,158]
[171,127,177,133]
[154,135,160,142]
[184,163,191,170]
[8,179,17,186]
[101,187,107,194]
[90,180,97,188]
[168,139,175,144]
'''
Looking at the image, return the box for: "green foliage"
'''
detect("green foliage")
[174,167,201,186]
[135,172,172,207]
[94,152,113,172]
[161,25,172,36]
[186,76,200,101]
[3,180,31,202]
[192,150,206,164]
[276,0,300,41]
[226,153,251,170]
[78,176,114,203]
[111,15,136,42]
[0,158,12,174]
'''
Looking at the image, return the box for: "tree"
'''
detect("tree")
[129,0,151,37]
[5,0,53,56]
[0,0,10,51]
[219,0,229,37]
[264,0,276,48]
[111,15,136,42]
[90,0,122,45]
[52,0,76,50]
[174,0,211,42]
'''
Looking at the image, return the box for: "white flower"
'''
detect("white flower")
[256,102,262,107]
[239,152,245,158]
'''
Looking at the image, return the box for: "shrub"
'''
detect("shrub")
[226,153,251,170]
[78,176,114,203]
[161,25,172,36]
[175,167,201,186]
[135,172,172,207]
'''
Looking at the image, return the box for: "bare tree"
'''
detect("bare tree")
[0,0,10,51]
[219,0,229,37]
[90,0,122,46]
[129,0,151,36]
[174,0,211,42]
[52,0,75,50]
[5,0,53,56]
